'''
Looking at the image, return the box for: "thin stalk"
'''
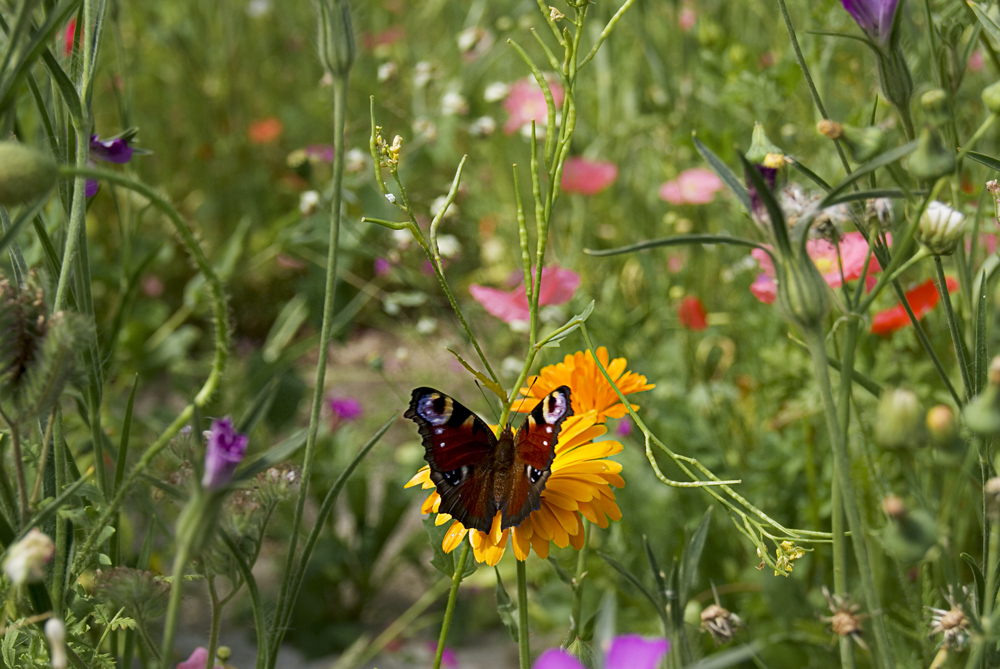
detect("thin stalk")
[158,538,192,667]
[206,576,222,669]
[4,418,28,525]
[934,255,973,400]
[51,407,66,614]
[272,71,349,648]
[517,558,530,669]
[568,521,590,642]
[434,544,470,669]
[803,327,895,669]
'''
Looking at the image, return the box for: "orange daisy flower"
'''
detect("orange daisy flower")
[404,348,651,565]
[512,346,654,421]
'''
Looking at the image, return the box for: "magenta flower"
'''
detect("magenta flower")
[201,418,248,490]
[750,232,883,304]
[561,157,618,195]
[470,265,580,324]
[503,76,565,135]
[304,144,336,162]
[841,0,898,46]
[659,168,724,205]
[534,635,669,669]
[373,257,392,277]
[328,396,363,422]
[87,134,134,197]
[176,647,221,669]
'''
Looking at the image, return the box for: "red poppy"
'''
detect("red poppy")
[677,296,708,331]
[870,277,958,336]
[248,117,283,144]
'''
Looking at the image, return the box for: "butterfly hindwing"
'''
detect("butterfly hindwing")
[502,385,573,530]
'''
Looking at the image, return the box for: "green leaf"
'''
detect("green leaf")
[262,295,309,363]
[961,552,986,611]
[643,535,667,607]
[424,516,477,579]
[975,268,989,397]
[693,133,752,212]
[970,3,1000,46]
[684,642,765,668]
[235,428,308,482]
[237,377,280,437]
[598,550,662,614]
[962,148,1000,173]
[446,348,506,401]
[585,235,769,259]
[547,556,573,586]
[495,568,519,642]
[580,610,598,642]
[817,140,918,209]
[821,189,914,206]
[739,151,791,257]
[537,300,595,349]
[788,158,832,192]
[680,507,712,607]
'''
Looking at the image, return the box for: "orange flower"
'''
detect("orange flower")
[405,411,623,565]
[512,346,654,422]
[248,117,283,144]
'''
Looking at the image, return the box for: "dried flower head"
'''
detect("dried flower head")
[3,528,55,585]
[822,587,869,649]
[95,567,170,621]
[701,603,743,645]
[928,587,972,651]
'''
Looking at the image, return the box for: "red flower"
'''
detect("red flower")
[470,266,579,323]
[248,117,283,144]
[677,296,708,331]
[870,277,958,336]
[561,157,618,195]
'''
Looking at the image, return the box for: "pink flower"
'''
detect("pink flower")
[470,265,580,323]
[678,6,697,31]
[659,168,725,205]
[177,648,221,669]
[969,49,985,72]
[749,232,883,304]
[503,77,565,135]
[561,157,618,195]
[677,296,708,330]
[63,19,77,57]
[373,258,392,277]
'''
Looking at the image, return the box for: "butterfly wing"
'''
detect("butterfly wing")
[500,385,573,530]
[405,387,498,532]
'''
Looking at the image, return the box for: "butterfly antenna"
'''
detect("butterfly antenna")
[474,380,503,425]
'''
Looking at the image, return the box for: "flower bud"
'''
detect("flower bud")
[916,201,965,255]
[920,88,950,126]
[926,404,958,447]
[746,122,783,165]
[985,477,1000,518]
[45,618,67,669]
[839,124,887,163]
[964,357,1000,437]
[3,528,55,585]
[873,387,926,451]
[775,254,829,330]
[0,142,58,205]
[881,506,938,565]
[908,127,955,181]
[317,0,355,77]
[982,80,1000,115]
[876,47,914,113]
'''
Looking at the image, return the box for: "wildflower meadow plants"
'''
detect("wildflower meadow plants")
[6,0,1000,668]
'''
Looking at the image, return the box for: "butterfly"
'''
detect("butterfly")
[405,385,573,533]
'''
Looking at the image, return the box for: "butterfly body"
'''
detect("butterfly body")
[405,386,573,533]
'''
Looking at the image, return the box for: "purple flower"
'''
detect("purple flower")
[841,0,898,46]
[373,257,392,277]
[86,134,134,197]
[616,418,633,437]
[328,396,363,422]
[534,635,669,669]
[304,144,337,162]
[202,418,248,490]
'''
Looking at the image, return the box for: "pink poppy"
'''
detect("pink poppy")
[470,265,580,323]
[503,77,566,135]
[871,277,958,336]
[749,232,884,304]
[678,6,697,31]
[561,157,618,195]
[677,296,708,330]
[659,168,725,205]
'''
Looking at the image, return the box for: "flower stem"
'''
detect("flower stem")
[159,536,192,668]
[434,543,470,669]
[2,416,28,525]
[270,69,349,658]
[206,576,222,669]
[517,558,531,669]
[568,521,590,642]
[934,255,972,400]
[803,325,895,669]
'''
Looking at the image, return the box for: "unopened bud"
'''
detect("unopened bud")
[964,357,1000,437]
[926,405,957,446]
[317,0,355,77]
[983,80,1000,115]
[882,506,938,564]
[986,477,1000,517]
[817,120,842,139]
[746,122,783,165]
[45,618,67,669]
[3,528,55,585]
[874,388,926,451]
[838,124,888,163]
[776,253,829,329]
[920,88,950,126]
[0,142,58,205]
[882,494,906,519]
[908,127,956,181]
[916,201,965,255]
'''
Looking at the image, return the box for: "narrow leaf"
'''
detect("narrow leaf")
[961,552,986,611]
[586,234,769,258]
[961,148,1000,173]
[495,568,519,642]
[680,507,712,607]
[598,550,662,614]
[817,140,918,209]
[975,269,989,397]
[693,134,752,212]
[447,348,506,401]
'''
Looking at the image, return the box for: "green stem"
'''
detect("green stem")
[271,71,349,652]
[51,407,66,615]
[434,544,470,669]
[934,255,972,401]
[517,558,530,669]
[158,537,192,668]
[4,418,28,526]
[206,576,222,669]
[803,326,894,669]
[833,321,859,669]
[568,521,589,642]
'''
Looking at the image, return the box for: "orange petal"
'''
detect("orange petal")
[540,490,579,510]
[512,528,531,560]
[545,477,597,502]
[489,512,503,545]
[421,492,440,514]
[442,522,468,553]
[404,466,432,488]
[577,501,604,527]
[530,532,550,559]
[568,514,585,550]
[435,512,452,526]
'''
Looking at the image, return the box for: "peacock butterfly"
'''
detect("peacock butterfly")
[405,385,573,533]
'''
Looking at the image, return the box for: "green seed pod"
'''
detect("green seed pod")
[0,142,57,205]
[982,81,1000,115]
[964,357,1000,437]
[746,122,783,165]
[841,124,887,163]
[317,0,355,77]
[775,252,829,330]
[908,127,956,181]
[920,88,950,126]
[874,387,926,451]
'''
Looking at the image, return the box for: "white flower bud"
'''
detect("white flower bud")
[917,201,965,255]
[3,529,55,585]
[45,618,67,669]
[299,190,320,216]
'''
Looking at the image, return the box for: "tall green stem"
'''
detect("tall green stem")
[271,71,349,657]
[517,558,531,669]
[206,576,222,669]
[159,536,192,668]
[803,326,895,669]
[934,255,972,400]
[434,544,470,669]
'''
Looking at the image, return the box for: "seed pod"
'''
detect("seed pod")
[0,142,57,205]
